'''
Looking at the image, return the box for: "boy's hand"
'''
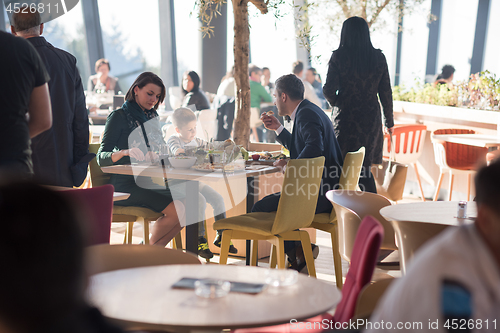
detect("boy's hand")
[260,113,281,131]
[175,148,185,156]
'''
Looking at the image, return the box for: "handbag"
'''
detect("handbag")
[374,135,408,201]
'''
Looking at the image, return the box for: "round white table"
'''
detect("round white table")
[380,201,476,274]
[380,201,476,226]
[87,264,340,332]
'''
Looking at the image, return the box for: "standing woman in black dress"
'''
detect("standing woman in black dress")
[323,16,394,193]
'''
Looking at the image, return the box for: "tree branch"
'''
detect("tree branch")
[361,0,368,20]
[335,0,351,19]
[249,0,269,14]
[368,0,391,27]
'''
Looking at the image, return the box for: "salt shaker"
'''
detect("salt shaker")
[457,201,467,219]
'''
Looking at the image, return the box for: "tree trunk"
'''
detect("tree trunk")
[232,0,251,148]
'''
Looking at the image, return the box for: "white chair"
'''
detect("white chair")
[196,109,218,142]
[168,86,183,110]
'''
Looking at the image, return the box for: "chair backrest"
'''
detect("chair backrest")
[332,215,384,323]
[196,109,218,142]
[88,143,110,187]
[62,185,114,246]
[272,157,325,234]
[328,147,366,221]
[327,190,395,262]
[168,86,183,110]
[85,244,201,276]
[391,220,449,275]
[383,124,427,164]
[431,128,487,170]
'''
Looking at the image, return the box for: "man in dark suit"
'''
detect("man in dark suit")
[11,9,92,187]
[256,74,344,271]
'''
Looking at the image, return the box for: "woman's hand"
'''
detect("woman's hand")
[386,126,394,135]
[126,147,145,161]
[260,113,281,131]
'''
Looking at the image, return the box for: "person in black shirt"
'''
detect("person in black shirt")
[0,31,52,178]
[11,9,92,187]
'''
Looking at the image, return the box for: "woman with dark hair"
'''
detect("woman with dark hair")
[88,58,121,93]
[97,72,184,246]
[181,70,210,110]
[434,64,455,88]
[323,16,393,193]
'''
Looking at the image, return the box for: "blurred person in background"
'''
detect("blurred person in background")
[305,67,327,109]
[181,70,210,111]
[249,64,272,142]
[0,30,51,179]
[367,159,500,333]
[434,64,455,88]
[214,67,236,141]
[261,67,274,95]
[11,9,92,188]
[292,61,322,108]
[88,58,122,94]
[323,16,393,193]
[0,182,123,333]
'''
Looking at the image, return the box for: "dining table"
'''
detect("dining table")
[380,201,476,274]
[87,264,340,332]
[101,163,280,260]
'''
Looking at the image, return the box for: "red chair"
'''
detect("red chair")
[62,185,114,246]
[431,129,488,201]
[382,124,427,200]
[233,215,384,333]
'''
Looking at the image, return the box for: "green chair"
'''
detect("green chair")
[213,157,325,277]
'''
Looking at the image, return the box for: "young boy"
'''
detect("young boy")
[166,108,238,256]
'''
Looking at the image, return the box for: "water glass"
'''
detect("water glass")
[194,279,231,298]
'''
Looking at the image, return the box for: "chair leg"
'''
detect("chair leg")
[250,240,258,266]
[126,222,134,244]
[218,230,232,265]
[330,227,343,288]
[269,245,277,269]
[433,171,444,201]
[141,218,149,245]
[299,231,316,278]
[275,238,286,269]
[413,163,426,201]
[448,172,454,201]
[467,173,472,201]
[172,232,183,250]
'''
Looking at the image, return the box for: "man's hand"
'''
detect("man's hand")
[261,113,281,131]
[273,158,288,174]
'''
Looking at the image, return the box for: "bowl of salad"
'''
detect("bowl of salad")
[168,156,197,169]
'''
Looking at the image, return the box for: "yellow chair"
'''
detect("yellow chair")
[88,143,163,245]
[309,147,365,288]
[85,244,200,276]
[213,157,325,277]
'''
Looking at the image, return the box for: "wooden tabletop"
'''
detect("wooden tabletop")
[101,164,279,182]
[432,134,500,148]
[87,264,340,332]
[380,201,477,226]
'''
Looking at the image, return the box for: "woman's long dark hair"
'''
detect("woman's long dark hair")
[182,71,201,95]
[125,72,166,110]
[335,17,377,75]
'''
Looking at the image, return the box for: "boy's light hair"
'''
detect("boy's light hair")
[172,107,197,128]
